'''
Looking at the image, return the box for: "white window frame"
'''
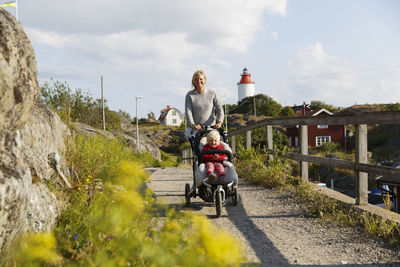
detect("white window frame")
[172,110,177,116]
[316,136,331,146]
[317,125,328,129]
[172,119,177,124]
[288,137,292,147]
[295,137,299,147]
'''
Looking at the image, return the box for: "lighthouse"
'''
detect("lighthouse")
[237,67,255,102]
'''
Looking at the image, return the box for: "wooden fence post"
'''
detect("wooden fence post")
[266,125,273,160]
[231,135,236,154]
[246,131,251,149]
[356,124,368,205]
[300,125,309,181]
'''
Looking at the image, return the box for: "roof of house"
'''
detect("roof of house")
[291,104,311,115]
[158,106,182,121]
[291,105,332,117]
[376,176,400,187]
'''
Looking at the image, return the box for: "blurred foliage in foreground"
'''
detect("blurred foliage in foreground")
[4,134,244,266]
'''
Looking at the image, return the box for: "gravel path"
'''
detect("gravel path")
[147,167,400,266]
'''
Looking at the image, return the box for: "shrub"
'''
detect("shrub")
[315,141,340,153]
[66,134,157,182]
[3,232,62,266]
[235,145,297,188]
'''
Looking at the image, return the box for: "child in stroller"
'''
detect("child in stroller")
[184,127,239,217]
[202,130,229,184]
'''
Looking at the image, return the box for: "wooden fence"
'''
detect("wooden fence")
[228,111,400,206]
[182,146,193,165]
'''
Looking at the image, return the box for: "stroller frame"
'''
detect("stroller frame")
[184,127,238,217]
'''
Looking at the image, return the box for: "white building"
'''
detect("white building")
[158,105,184,126]
[237,67,255,102]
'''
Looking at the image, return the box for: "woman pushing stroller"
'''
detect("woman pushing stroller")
[184,70,239,216]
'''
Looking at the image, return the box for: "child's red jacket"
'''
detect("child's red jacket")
[202,144,227,162]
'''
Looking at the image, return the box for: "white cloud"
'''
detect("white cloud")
[279,43,400,107]
[20,0,287,117]
[271,31,278,40]
[209,58,232,69]
[22,0,286,52]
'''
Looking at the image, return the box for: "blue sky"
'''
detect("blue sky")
[2,0,400,118]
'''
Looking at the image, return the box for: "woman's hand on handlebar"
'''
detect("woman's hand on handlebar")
[214,122,222,129]
[193,124,202,130]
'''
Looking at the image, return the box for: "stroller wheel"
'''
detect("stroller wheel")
[232,188,239,206]
[185,183,190,207]
[216,191,222,217]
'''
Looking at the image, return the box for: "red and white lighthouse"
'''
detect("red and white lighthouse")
[237,67,255,102]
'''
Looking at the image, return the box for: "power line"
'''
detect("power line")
[227,97,253,113]
[256,64,400,84]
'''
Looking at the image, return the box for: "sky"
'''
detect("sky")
[2,0,400,119]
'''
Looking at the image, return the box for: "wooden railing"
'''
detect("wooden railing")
[228,111,400,206]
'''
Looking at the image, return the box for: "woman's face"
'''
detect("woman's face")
[194,74,206,90]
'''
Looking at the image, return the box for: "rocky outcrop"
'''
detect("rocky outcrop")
[0,9,70,254]
[0,100,71,252]
[20,101,71,183]
[115,131,161,160]
[71,121,114,139]
[0,9,38,131]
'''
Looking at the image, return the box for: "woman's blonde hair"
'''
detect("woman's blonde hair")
[207,130,220,142]
[191,70,207,88]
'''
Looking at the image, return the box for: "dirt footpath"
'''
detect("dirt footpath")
[147,167,400,266]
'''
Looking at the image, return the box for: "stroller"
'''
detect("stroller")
[184,127,239,217]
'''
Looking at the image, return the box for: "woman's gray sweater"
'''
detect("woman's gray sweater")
[185,88,224,128]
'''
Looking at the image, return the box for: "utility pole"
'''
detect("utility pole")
[254,95,256,116]
[224,103,228,132]
[135,96,143,151]
[101,76,105,131]
[16,0,18,21]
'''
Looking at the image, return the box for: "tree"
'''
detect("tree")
[309,100,339,113]
[39,79,121,130]
[230,94,282,117]
[281,106,296,117]
[147,111,156,120]
[118,110,132,121]
[387,103,400,111]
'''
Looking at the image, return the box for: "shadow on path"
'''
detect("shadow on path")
[225,199,290,266]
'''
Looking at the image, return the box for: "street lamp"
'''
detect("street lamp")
[221,94,228,133]
[135,96,143,151]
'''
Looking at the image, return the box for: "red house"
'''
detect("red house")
[285,105,345,148]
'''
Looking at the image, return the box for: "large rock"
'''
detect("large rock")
[0,130,32,253]
[0,8,38,132]
[71,121,114,139]
[0,8,39,253]
[0,101,71,252]
[114,131,161,160]
[20,101,71,182]
[0,9,68,254]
